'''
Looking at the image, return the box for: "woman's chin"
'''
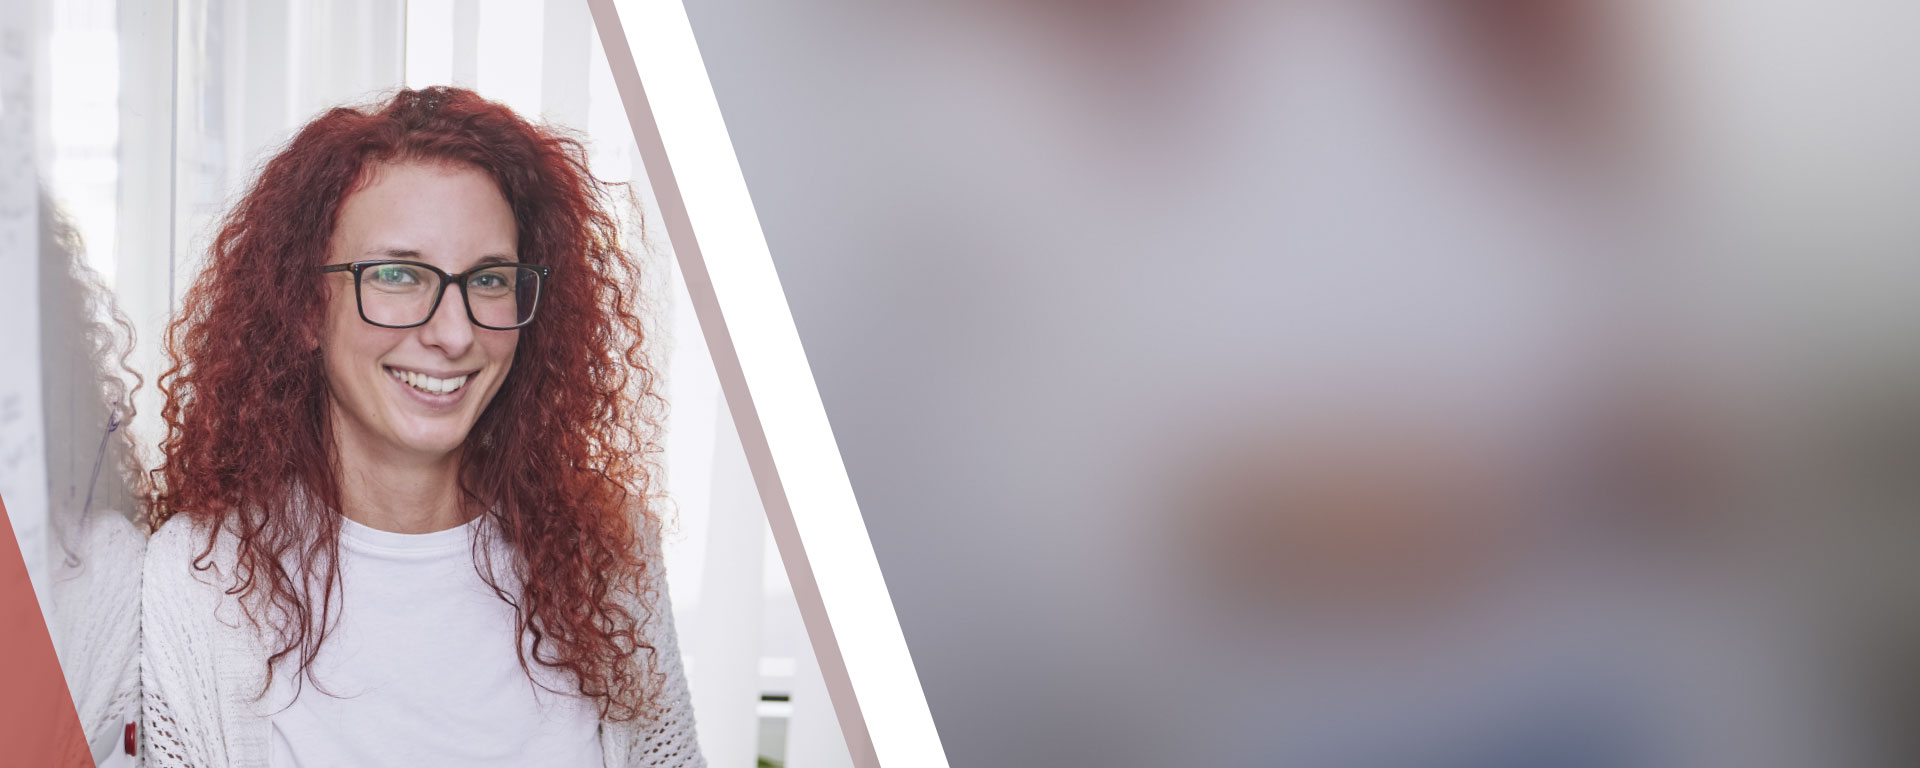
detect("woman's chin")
[381,421,474,461]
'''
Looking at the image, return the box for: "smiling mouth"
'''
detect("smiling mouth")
[385,366,473,396]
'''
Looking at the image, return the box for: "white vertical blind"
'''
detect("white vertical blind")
[113,0,175,467]
[541,0,592,128]
[688,404,769,768]
[473,0,541,118]
[405,0,454,89]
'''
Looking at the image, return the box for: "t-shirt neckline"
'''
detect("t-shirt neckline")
[339,513,483,557]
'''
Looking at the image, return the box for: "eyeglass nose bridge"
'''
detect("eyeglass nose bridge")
[417,268,466,328]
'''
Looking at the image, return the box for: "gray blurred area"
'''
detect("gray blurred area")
[681,0,1920,766]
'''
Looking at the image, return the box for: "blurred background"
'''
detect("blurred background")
[5,0,1919,766]
[676,0,1920,766]
[3,1,840,766]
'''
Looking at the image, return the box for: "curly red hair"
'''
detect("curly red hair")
[147,86,667,721]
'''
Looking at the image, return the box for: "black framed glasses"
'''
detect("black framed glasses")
[319,259,551,330]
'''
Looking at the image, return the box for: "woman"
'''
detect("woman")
[141,86,703,767]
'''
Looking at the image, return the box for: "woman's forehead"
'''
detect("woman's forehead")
[332,161,518,267]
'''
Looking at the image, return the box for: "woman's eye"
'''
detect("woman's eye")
[368,265,420,285]
[468,270,514,291]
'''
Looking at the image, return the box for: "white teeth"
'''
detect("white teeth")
[387,367,469,395]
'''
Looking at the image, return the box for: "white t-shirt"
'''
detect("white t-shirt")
[265,515,604,767]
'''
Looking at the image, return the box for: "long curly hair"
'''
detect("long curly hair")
[147,86,667,721]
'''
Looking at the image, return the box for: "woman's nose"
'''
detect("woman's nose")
[416,284,477,357]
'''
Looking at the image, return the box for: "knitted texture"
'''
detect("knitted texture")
[601,516,706,768]
[48,511,145,762]
[141,514,705,767]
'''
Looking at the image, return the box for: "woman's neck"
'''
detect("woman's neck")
[330,423,475,534]
[337,461,473,534]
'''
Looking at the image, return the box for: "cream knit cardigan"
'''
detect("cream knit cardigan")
[139,512,706,768]
[49,511,145,763]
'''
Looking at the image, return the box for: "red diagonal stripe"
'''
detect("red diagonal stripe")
[0,494,93,767]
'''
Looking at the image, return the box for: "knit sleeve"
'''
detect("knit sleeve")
[140,518,230,768]
[608,519,706,768]
[47,512,145,760]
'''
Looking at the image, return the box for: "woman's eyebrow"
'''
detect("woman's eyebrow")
[360,248,516,265]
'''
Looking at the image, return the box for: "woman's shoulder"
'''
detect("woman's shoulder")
[146,514,218,563]
[142,514,239,606]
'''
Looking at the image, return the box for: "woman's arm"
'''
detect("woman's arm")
[606,518,706,768]
[140,518,230,768]
[47,511,145,762]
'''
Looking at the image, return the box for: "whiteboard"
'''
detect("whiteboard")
[1,1,52,629]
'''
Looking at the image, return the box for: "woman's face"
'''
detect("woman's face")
[319,161,522,464]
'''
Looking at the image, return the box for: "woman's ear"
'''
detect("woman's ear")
[300,311,324,353]
[306,273,335,352]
